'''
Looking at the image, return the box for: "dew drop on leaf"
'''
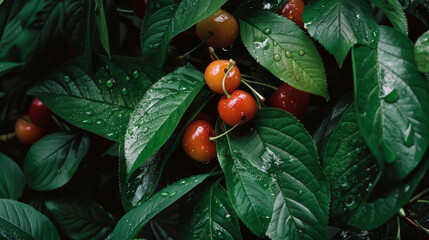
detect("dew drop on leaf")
[133,71,140,78]
[106,80,114,88]
[121,88,128,95]
[106,132,118,138]
[216,231,225,239]
[142,127,149,133]
[63,75,71,83]
[298,50,305,56]
[95,119,105,126]
[338,177,351,190]
[274,53,282,62]
[344,195,357,210]
[179,179,186,185]
[263,28,272,35]
[285,51,292,58]
[380,142,396,164]
[127,128,134,136]
[403,123,414,147]
[83,119,93,125]
[125,76,130,81]
[160,191,169,197]
[224,213,232,222]
[57,169,61,175]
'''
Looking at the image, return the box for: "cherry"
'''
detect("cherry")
[277,0,305,29]
[15,115,46,145]
[132,0,147,19]
[182,120,217,162]
[218,90,257,126]
[205,59,241,95]
[196,9,239,48]
[270,82,310,118]
[28,98,54,128]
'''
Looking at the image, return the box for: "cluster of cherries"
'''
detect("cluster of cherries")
[181,1,310,163]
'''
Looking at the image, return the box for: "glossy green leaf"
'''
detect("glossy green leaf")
[0,199,60,239]
[141,0,227,67]
[370,0,408,35]
[94,0,110,56]
[239,11,329,100]
[45,199,117,240]
[28,56,160,142]
[323,104,379,226]
[179,181,242,240]
[352,26,429,182]
[216,108,330,239]
[111,173,219,240]
[303,0,379,67]
[120,88,212,211]
[0,61,23,77]
[414,30,429,72]
[347,153,429,230]
[124,65,205,180]
[0,153,25,200]
[24,132,89,191]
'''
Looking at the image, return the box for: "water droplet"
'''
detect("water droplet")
[233,149,239,154]
[274,53,282,62]
[285,51,292,58]
[142,127,149,133]
[273,41,278,46]
[95,119,105,126]
[85,111,94,116]
[263,28,272,35]
[83,86,88,91]
[125,76,130,81]
[179,86,187,91]
[179,8,184,14]
[83,119,93,125]
[106,80,114,88]
[127,128,134,135]
[98,79,103,84]
[338,177,351,190]
[160,191,169,197]
[403,123,414,147]
[224,213,232,222]
[344,195,357,210]
[133,71,140,78]
[106,132,118,138]
[298,50,305,56]
[169,192,176,197]
[97,89,101,94]
[381,88,399,103]
[57,169,61,175]
[121,88,128,95]
[380,142,396,164]
[216,231,225,239]
[63,75,71,83]
[179,179,187,185]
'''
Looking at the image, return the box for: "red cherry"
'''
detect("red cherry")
[15,115,46,145]
[270,83,310,118]
[218,90,257,126]
[28,98,54,128]
[182,120,217,162]
[277,0,305,29]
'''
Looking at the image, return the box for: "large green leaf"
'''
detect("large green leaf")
[352,26,429,182]
[303,0,379,67]
[111,173,219,240]
[179,181,242,240]
[0,199,60,239]
[94,0,110,57]
[0,153,25,200]
[239,11,329,100]
[323,104,379,226]
[24,132,89,191]
[216,108,330,239]
[0,62,24,76]
[414,30,429,72]
[141,0,227,67]
[370,0,408,35]
[28,56,160,142]
[124,65,205,180]
[45,199,117,240]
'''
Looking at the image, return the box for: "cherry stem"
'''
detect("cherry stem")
[116,8,134,14]
[0,132,15,142]
[241,77,277,90]
[209,119,243,141]
[222,59,235,98]
[176,32,213,61]
[417,200,429,204]
[209,46,220,61]
[396,216,401,239]
[241,79,265,102]
[410,188,429,203]
[403,215,429,236]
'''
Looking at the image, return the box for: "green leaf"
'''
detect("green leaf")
[347,153,429,230]
[303,0,379,67]
[94,0,110,57]
[239,11,329,100]
[370,0,408,35]
[234,0,287,16]
[0,199,60,239]
[0,153,25,200]
[323,104,379,226]
[124,65,205,180]
[179,181,242,240]
[216,108,330,239]
[0,61,24,77]
[28,56,160,142]
[352,26,429,182]
[414,30,429,72]
[24,132,89,191]
[45,199,117,240]
[141,0,227,67]
[111,173,219,240]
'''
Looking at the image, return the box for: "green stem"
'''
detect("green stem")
[209,119,242,141]
[222,59,235,98]
[410,188,429,202]
[116,8,134,14]
[413,219,429,236]
[209,46,220,60]
[402,215,429,236]
[241,79,266,102]
[241,74,263,81]
[241,78,277,90]
[397,216,401,239]
[177,32,213,61]
[417,200,429,204]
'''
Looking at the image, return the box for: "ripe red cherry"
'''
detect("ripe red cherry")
[218,90,257,126]
[28,98,54,128]
[132,0,147,19]
[196,9,239,48]
[182,120,217,162]
[270,83,310,118]
[15,115,46,145]
[205,60,241,94]
[277,0,305,29]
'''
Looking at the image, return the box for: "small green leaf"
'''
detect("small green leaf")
[414,30,429,72]
[239,11,329,100]
[141,0,227,67]
[24,132,89,191]
[370,0,408,35]
[111,173,219,240]
[28,56,160,142]
[303,0,379,66]
[0,61,24,77]
[0,153,25,200]
[216,108,330,239]
[0,199,60,239]
[45,199,117,240]
[179,181,242,240]
[323,104,379,226]
[124,65,205,180]
[352,26,429,182]
[94,0,110,56]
